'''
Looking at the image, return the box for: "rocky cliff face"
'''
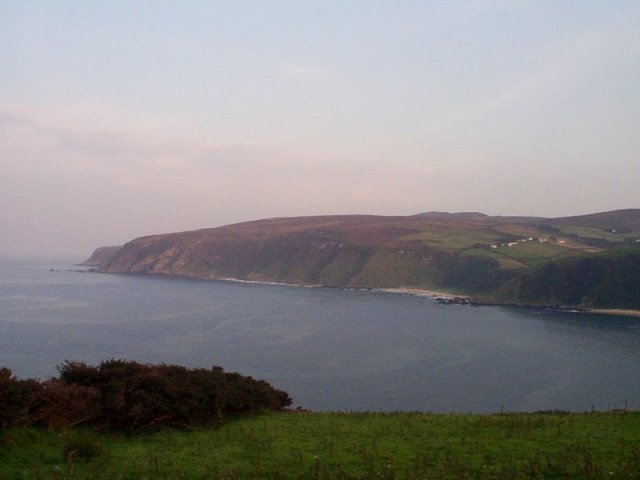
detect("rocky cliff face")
[82,245,122,266]
[95,216,437,288]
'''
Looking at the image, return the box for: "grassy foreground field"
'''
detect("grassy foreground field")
[2,412,640,479]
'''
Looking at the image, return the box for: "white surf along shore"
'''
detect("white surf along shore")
[218,276,467,300]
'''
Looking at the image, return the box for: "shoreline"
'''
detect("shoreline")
[375,287,469,299]
[92,269,465,297]
[587,308,640,317]
[91,270,639,317]
[433,296,640,318]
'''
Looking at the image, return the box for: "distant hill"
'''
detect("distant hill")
[87,209,640,309]
[411,211,490,221]
[547,209,640,231]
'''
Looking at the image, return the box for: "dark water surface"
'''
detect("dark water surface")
[1,256,639,413]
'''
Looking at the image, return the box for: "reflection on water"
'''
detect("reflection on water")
[1,256,639,413]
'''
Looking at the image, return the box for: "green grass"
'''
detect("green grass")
[402,227,501,251]
[492,241,577,266]
[460,248,526,269]
[557,226,637,243]
[2,412,640,479]
[461,241,583,269]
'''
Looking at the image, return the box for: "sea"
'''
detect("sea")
[1,255,639,413]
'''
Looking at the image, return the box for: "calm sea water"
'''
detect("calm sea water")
[1,256,639,413]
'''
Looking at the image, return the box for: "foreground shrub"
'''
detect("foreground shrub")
[37,379,101,428]
[1,360,292,431]
[0,368,43,428]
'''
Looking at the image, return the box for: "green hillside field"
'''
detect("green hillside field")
[3,412,639,479]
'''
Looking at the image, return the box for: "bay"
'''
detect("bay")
[1,256,639,413]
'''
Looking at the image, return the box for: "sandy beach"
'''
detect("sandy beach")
[375,287,469,299]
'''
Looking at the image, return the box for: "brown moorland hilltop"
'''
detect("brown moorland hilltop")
[89,209,640,309]
[546,208,640,231]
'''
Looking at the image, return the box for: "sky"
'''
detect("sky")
[1,1,639,256]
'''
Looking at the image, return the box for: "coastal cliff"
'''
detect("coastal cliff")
[81,245,122,266]
[88,210,640,309]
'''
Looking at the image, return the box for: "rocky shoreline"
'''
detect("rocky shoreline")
[434,296,640,317]
[434,295,587,311]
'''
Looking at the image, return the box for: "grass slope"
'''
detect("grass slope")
[494,247,640,308]
[3,412,640,479]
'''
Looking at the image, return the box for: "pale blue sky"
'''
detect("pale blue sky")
[1,1,639,255]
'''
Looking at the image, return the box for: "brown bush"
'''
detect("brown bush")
[0,368,43,428]
[1,360,292,431]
